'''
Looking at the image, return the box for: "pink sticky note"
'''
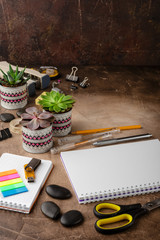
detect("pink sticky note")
[0,173,20,182]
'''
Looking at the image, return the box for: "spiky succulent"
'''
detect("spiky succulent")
[0,64,30,86]
[38,91,75,113]
[20,107,54,130]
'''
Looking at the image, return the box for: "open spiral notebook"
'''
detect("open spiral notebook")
[61,139,160,204]
[0,153,53,213]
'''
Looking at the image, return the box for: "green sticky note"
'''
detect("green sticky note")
[0,182,25,192]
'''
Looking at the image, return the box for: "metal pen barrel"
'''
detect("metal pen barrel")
[93,133,152,146]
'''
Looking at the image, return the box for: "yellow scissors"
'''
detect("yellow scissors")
[94,198,160,234]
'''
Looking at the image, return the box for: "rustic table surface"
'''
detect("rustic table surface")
[0,66,160,240]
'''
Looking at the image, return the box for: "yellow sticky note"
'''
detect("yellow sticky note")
[0,178,23,187]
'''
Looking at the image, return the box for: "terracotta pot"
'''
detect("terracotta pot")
[22,125,53,153]
[0,84,27,109]
[52,109,72,137]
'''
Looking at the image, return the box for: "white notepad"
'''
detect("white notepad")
[61,139,160,204]
[0,153,53,213]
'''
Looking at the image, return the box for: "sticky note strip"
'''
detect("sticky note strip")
[0,169,17,177]
[0,173,20,182]
[2,186,28,197]
[0,169,28,198]
[0,178,22,187]
[0,182,25,192]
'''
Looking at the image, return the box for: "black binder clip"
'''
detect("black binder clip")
[0,128,12,141]
[66,66,79,82]
[70,83,78,91]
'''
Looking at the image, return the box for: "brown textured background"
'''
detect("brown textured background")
[0,0,160,66]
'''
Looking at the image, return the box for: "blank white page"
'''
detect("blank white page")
[61,139,160,203]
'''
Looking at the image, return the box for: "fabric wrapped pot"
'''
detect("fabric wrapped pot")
[22,125,53,153]
[0,84,27,109]
[52,109,72,137]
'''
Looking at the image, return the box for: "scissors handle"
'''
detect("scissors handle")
[94,202,142,218]
[95,207,148,234]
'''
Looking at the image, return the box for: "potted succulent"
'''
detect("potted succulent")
[0,64,29,109]
[20,106,54,153]
[38,91,75,137]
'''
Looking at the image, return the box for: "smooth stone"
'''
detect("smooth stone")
[16,108,26,117]
[0,113,15,122]
[46,184,72,199]
[41,201,60,219]
[60,210,84,227]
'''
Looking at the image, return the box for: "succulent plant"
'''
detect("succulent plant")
[0,64,30,86]
[20,107,54,130]
[38,91,75,113]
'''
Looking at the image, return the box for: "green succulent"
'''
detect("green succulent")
[38,91,75,113]
[0,64,30,86]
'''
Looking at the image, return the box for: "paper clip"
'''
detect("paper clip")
[66,66,79,82]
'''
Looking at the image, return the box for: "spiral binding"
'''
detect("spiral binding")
[79,182,160,203]
[0,200,29,212]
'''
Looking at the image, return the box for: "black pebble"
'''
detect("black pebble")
[16,108,26,117]
[60,210,84,227]
[46,184,72,199]
[41,201,60,219]
[0,113,15,122]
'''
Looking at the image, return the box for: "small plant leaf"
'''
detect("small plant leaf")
[15,67,26,81]
[38,112,53,119]
[49,106,54,112]
[38,100,53,107]
[58,103,67,109]
[27,118,39,130]
[21,113,34,120]
[7,73,15,84]
[39,119,50,128]
[62,95,73,101]
[25,106,39,115]
[9,64,15,78]
[0,69,9,82]
[53,105,61,113]
[20,120,29,127]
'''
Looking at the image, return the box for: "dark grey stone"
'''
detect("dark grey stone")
[60,210,84,227]
[46,184,72,199]
[0,113,15,122]
[41,201,60,219]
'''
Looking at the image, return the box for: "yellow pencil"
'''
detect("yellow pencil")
[71,125,142,135]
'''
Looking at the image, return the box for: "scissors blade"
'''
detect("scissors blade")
[142,198,160,211]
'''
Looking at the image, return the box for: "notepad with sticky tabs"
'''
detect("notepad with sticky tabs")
[0,153,53,213]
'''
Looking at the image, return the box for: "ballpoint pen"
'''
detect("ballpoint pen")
[51,129,120,154]
[93,133,152,146]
